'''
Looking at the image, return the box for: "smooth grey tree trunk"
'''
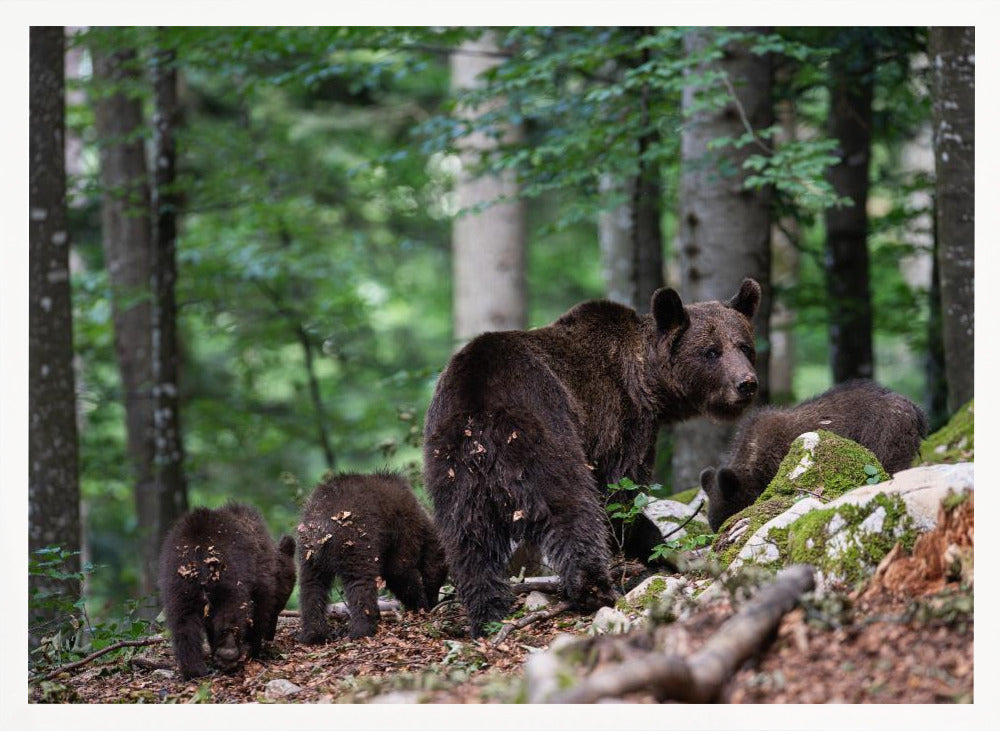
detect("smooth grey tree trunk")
[451,32,527,346]
[824,44,875,384]
[92,44,159,607]
[930,26,974,413]
[30,25,82,639]
[672,28,774,490]
[769,98,798,405]
[150,38,189,566]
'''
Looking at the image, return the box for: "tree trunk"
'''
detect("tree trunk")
[30,25,82,637]
[769,98,799,405]
[450,31,527,346]
[150,38,189,564]
[929,26,974,413]
[598,174,635,306]
[91,43,158,606]
[824,44,875,383]
[672,27,774,490]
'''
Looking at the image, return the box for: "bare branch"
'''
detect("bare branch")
[492,601,572,647]
[35,636,166,682]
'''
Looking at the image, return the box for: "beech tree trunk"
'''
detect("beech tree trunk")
[150,37,189,564]
[929,26,975,413]
[451,32,527,346]
[92,43,159,605]
[30,25,82,637]
[672,27,773,490]
[824,44,875,383]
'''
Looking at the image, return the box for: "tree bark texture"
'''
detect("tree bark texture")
[673,27,774,490]
[451,32,527,346]
[769,98,799,404]
[598,174,636,307]
[824,44,875,384]
[30,25,82,633]
[150,39,190,561]
[929,26,974,413]
[92,44,159,603]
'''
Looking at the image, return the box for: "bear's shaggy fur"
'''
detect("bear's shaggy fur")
[297,473,448,643]
[158,502,296,679]
[701,379,929,531]
[424,280,762,636]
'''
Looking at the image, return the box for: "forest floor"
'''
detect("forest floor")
[32,498,973,705]
[31,582,973,705]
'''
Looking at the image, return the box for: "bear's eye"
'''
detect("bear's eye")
[703,347,721,360]
[739,343,754,359]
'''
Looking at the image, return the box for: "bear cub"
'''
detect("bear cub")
[159,502,296,679]
[297,473,448,643]
[701,379,928,531]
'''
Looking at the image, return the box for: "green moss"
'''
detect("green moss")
[714,496,795,569]
[616,577,668,612]
[768,493,917,587]
[920,399,974,465]
[758,430,889,504]
[669,486,701,504]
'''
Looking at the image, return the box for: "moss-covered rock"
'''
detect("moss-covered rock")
[758,430,889,503]
[768,493,918,588]
[713,496,795,568]
[669,486,701,504]
[920,399,974,465]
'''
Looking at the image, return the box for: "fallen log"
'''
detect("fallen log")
[280,599,402,619]
[547,564,815,703]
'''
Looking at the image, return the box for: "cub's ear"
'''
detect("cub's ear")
[726,278,761,320]
[717,467,741,496]
[279,535,296,557]
[699,467,717,494]
[651,287,690,336]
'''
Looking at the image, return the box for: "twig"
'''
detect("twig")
[721,74,774,156]
[35,636,166,683]
[793,487,830,503]
[129,655,174,671]
[660,499,706,542]
[492,601,572,647]
[546,564,815,703]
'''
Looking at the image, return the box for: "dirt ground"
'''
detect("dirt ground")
[31,497,973,705]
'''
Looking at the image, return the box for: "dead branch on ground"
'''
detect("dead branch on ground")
[546,564,815,703]
[35,635,167,683]
[493,601,572,646]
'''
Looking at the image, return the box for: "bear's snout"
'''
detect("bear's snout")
[736,377,758,399]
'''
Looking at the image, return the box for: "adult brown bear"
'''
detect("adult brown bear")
[424,279,761,636]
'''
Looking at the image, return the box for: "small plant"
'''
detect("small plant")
[863,464,880,485]
[605,477,659,552]
[649,532,713,563]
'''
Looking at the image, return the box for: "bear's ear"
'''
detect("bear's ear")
[699,467,717,494]
[651,287,689,336]
[726,278,761,320]
[279,535,296,557]
[717,467,741,496]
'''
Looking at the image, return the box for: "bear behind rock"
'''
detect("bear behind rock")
[159,502,296,679]
[701,379,929,531]
[424,279,762,636]
[297,472,447,643]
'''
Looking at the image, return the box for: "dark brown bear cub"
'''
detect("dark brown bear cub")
[701,380,929,531]
[297,473,447,643]
[159,502,296,679]
[424,279,762,636]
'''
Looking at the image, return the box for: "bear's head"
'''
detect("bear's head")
[649,278,760,421]
[206,592,256,673]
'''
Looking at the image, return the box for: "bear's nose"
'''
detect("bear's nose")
[737,378,758,397]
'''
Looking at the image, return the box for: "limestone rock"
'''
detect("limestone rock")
[524,590,553,611]
[589,606,631,635]
[264,678,301,699]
